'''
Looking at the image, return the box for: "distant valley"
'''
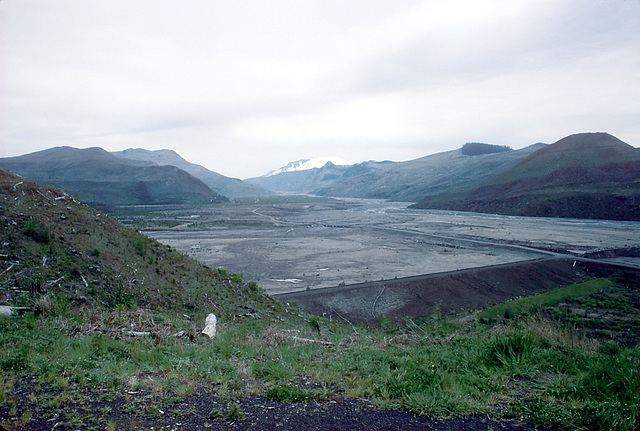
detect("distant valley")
[259,132,640,221]
[1,132,638,220]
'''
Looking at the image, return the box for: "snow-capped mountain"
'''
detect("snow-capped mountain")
[265,157,352,177]
[246,158,393,195]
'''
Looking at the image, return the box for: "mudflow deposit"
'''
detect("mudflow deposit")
[145,198,640,296]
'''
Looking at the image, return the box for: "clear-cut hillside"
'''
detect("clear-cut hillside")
[0,146,228,207]
[0,168,276,315]
[113,148,272,198]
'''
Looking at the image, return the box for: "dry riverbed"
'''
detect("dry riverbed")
[142,198,640,294]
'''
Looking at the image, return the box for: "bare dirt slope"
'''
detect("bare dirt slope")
[277,258,633,325]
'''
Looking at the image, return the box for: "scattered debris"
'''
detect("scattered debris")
[291,336,333,346]
[123,330,152,337]
[260,327,333,347]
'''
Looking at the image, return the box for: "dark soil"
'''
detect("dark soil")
[279,258,631,325]
[1,379,562,431]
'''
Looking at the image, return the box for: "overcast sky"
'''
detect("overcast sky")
[1,1,639,179]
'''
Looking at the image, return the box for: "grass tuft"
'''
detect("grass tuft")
[265,385,310,402]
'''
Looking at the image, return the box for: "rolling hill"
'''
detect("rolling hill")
[0,147,228,207]
[412,132,640,221]
[316,143,545,202]
[113,148,272,198]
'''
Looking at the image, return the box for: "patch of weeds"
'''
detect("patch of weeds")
[98,392,115,402]
[209,408,226,420]
[577,355,639,403]
[380,359,444,399]
[508,400,578,428]
[484,330,538,370]
[61,411,90,428]
[22,220,50,243]
[265,384,310,402]
[123,403,138,415]
[213,267,228,278]
[252,361,294,382]
[226,403,246,421]
[598,341,621,356]
[159,393,183,407]
[0,379,15,405]
[1,345,31,372]
[308,316,321,333]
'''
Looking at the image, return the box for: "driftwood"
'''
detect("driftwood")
[0,263,15,276]
[291,336,333,346]
[122,330,152,337]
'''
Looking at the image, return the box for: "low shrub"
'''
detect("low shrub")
[22,220,50,243]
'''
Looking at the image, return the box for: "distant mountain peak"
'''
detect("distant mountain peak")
[113,148,273,198]
[116,148,185,166]
[265,157,352,177]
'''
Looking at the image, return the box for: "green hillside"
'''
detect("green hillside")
[412,133,640,220]
[0,147,228,207]
[113,148,273,198]
[317,144,544,202]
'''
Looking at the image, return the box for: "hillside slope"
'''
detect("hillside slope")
[113,148,272,198]
[413,132,640,220]
[0,147,228,206]
[0,169,275,317]
[317,144,544,202]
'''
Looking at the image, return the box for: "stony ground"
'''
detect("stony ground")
[2,379,563,431]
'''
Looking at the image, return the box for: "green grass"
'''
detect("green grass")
[265,385,310,402]
[1,174,639,430]
[478,278,615,321]
[1,305,638,430]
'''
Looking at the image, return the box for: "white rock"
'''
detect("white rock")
[0,306,31,316]
[201,313,217,338]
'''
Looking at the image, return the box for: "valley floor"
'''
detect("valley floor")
[142,198,640,294]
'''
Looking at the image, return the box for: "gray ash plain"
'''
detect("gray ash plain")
[142,198,640,295]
